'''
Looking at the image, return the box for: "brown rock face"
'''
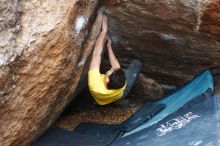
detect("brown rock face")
[132,73,164,101]
[0,0,102,145]
[105,0,220,86]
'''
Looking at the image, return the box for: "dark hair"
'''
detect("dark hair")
[107,69,126,89]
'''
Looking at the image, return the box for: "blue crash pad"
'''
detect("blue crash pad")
[113,90,220,146]
[124,70,213,137]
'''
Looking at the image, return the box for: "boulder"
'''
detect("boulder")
[132,73,164,102]
[105,0,220,85]
[0,0,102,145]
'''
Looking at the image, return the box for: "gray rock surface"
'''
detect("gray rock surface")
[105,0,220,85]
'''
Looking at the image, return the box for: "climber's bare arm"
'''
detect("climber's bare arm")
[89,15,108,70]
[107,37,120,68]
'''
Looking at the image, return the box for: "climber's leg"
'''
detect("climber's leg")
[122,59,142,98]
[114,60,142,106]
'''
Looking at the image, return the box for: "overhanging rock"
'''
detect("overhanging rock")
[105,0,220,85]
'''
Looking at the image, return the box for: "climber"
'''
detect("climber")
[88,12,141,106]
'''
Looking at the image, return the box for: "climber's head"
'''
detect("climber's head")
[105,68,126,89]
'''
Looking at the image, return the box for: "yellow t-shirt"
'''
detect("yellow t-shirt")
[88,69,126,105]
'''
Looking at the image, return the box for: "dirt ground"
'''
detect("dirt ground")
[54,88,150,131]
[54,104,141,131]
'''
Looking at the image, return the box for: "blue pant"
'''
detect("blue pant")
[121,60,142,99]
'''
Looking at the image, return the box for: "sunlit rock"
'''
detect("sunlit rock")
[0,0,101,145]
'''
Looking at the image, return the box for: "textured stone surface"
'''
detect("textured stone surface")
[0,0,101,145]
[131,73,164,101]
[105,0,220,86]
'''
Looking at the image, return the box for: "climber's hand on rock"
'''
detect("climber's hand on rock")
[102,14,108,33]
[107,37,112,47]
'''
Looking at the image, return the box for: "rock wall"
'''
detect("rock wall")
[0,0,101,145]
[105,0,220,85]
[132,73,164,101]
